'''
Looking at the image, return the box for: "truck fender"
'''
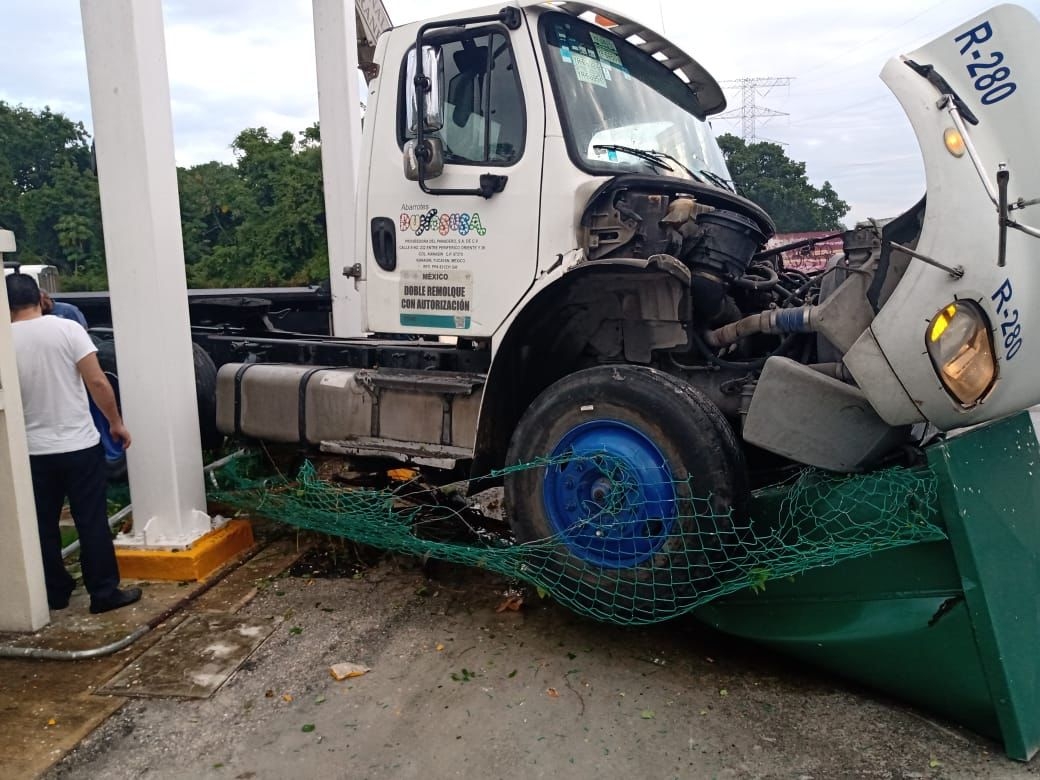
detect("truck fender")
[471,257,690,477]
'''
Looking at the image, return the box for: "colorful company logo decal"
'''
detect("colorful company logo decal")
[400,208,487,237]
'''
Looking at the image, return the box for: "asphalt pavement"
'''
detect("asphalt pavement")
[38,548,1039,780]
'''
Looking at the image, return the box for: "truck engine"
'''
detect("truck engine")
[577,174,926,474]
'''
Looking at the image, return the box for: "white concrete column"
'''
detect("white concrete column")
[313,0,365,337]
[80,0,210,548]
[0,230,50,631]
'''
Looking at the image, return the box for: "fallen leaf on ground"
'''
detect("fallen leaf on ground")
[47,718,56,727]
[546,688,560,698]
[929,757,942,769]
[435,643,445,652]
[301,724,316,733]
[719,689,728,697]
[282,693,293,703]
[641,710,655,719]
[496,595,524,613]
[330,662,371,681]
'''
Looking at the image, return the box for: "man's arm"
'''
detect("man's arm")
[77,353,132,449]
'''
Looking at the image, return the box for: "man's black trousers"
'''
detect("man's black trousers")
[29,443,119,604]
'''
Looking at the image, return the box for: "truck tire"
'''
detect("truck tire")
[504,365,747,621]
[95,339,223,453]
[95,338,118,375]
[191,343,222,450]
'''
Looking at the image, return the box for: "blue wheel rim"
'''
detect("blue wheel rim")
[542,419,677,568]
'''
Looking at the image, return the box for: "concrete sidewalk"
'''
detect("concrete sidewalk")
[0,533,303,778]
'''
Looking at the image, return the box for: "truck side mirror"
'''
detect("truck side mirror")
[405,46,444,136]
[404,138,444,181]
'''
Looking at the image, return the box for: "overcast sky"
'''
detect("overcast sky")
[3,0,1040,224]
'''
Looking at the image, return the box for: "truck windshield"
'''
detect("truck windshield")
[539,13,731,185]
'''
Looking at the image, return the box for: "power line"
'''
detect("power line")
[785,94,894,127]
[794,0,962,82]
[717,77,793,143]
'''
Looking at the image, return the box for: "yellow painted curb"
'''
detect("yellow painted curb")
[114,519,254,582]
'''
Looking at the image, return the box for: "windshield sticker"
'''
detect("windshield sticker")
[399,270,472,330]
[560,46,572,63]
[571,51,608,88]
[590,32,623,68]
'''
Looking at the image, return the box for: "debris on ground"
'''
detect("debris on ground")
[329,662,370,681]
[495,592,524,613]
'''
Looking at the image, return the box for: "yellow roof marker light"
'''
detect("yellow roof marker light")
[944,127,966,158]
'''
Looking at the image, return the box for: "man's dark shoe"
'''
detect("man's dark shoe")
[48,595,71,610]
[89,587,142,614]
[48,585,74,610]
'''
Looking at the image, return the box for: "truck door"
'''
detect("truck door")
[362,10,545,337]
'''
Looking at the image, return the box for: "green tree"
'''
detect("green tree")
[0,101,333,290]
[716,134,849,231]
[0,102,105,287]
[178,160,247,270]
[184,126,328,288]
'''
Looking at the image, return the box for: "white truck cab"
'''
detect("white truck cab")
[345,2,1040,463]
[217,2,1040,612]
[360,3,738,339]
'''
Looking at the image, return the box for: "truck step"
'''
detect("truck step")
[360,368,485,395]
[321,436,474,467]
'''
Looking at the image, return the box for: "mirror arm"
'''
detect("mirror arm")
[414,7,520,198]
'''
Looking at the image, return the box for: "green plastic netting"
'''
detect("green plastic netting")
[207,453,945,625]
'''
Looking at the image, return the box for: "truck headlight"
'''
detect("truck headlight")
[926,301,997,407]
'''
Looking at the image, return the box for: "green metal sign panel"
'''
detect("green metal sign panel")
[697,411,1040,761]
[928,412,1040,761]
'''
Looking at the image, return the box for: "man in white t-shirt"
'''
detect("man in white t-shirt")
[6,273,141,614]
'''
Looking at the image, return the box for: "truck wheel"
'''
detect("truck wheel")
[191,343,222,450]
[504,365,747,621]
[96,338,118,375]
[95,339,223,452]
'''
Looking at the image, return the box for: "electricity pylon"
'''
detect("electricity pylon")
[717,77,793,143]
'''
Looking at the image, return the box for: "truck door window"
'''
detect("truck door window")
[401,29,525,165]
